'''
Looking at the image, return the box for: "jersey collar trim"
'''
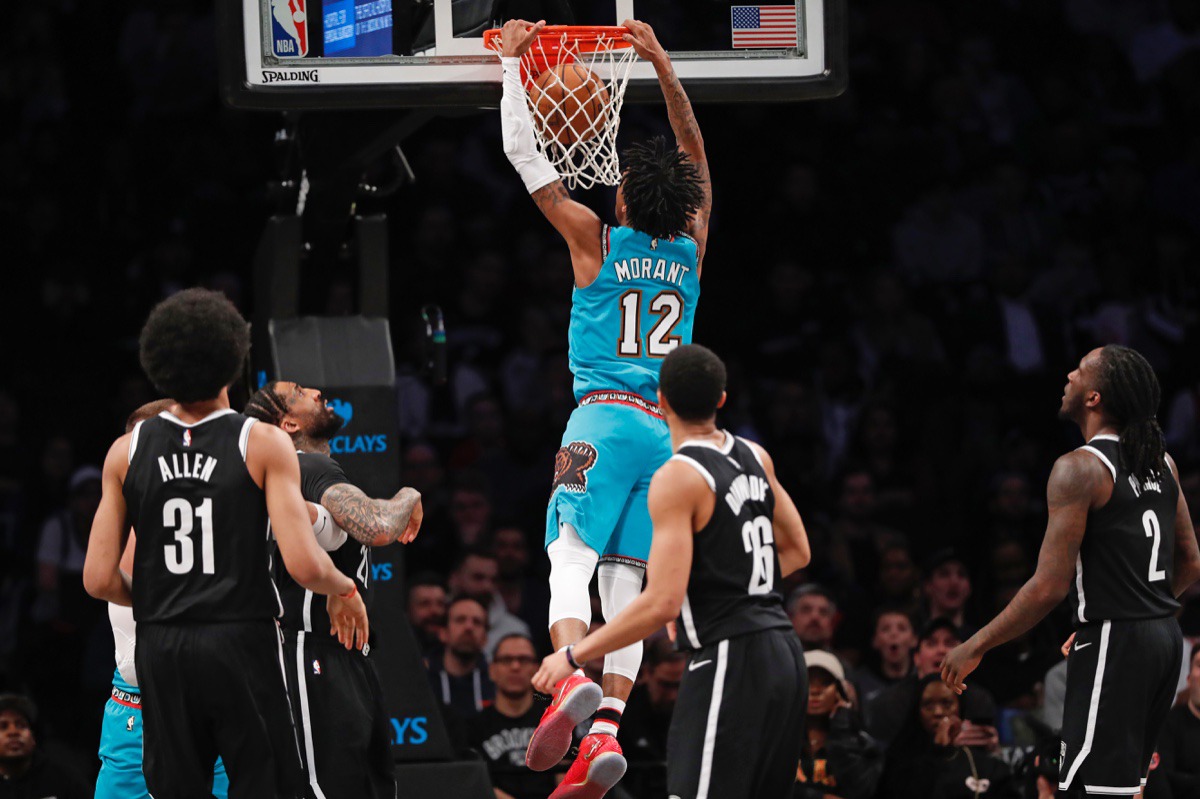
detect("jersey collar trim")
[678,430,734,454]
[1088,433,1120,443]
[158,408,237,428]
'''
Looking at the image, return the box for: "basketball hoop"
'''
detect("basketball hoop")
[486,26,636,190]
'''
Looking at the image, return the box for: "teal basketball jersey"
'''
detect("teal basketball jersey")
[569,225,701,402]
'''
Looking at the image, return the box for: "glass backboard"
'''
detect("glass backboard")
[217,0,845,109]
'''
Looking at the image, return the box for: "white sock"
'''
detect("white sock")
[589,697,626,737]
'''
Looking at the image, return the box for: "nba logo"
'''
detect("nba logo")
[270,0,309,58]
[126,716,135,732]
[312,659,321,675]
[182,430,192,447]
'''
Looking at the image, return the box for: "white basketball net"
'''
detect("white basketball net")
[492,30,637,190]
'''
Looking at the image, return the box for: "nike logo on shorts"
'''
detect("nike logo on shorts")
[1074,641,1093,651]
[689,659,713,671]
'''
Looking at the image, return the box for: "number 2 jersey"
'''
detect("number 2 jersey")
[124,410,279,624]
[669,432,793,651]
[275,452,371,644]
[1071,433,1181,624]
[569,225,700,402]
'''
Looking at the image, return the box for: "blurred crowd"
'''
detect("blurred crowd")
[4,0,1200,796]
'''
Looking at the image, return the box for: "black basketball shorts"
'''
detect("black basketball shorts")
[136,619,306,799]
[1058,616,1182,796]
[666,627,807,799]
[284,631,396,799]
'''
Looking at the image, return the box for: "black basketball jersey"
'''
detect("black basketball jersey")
[1070,434,1181,625]
[124,410,279,624]
[276,451,371,644]
[670,432,793,651]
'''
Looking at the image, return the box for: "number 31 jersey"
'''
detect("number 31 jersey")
[669,432,793,651]
[1072,434,1181,625]
[568,225,700,403]
[124,410,279,625]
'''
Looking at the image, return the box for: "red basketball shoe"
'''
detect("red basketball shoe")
[550,733,627,799]
[525,673,602,771]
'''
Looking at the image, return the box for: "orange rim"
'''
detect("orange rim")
[483,25,632,55]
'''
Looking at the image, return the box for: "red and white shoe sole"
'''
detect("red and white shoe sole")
[525,681,602,772]
[550,752,628,799]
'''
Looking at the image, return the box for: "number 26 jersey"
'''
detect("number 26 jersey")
[668,432,793,652]
[124,410,279,625]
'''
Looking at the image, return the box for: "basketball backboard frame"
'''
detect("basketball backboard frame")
[217,0,846,110]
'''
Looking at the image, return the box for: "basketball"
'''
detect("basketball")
[529,62,609,146]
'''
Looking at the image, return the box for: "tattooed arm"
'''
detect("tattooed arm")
[623,19,712,267]
[319,483,423,547]
[941,451,1103,693]
[527,182,604,286]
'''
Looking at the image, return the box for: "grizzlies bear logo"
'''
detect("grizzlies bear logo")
[553,441,598,493]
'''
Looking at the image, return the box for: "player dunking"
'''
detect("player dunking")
[84,288,369,799]
[498,17,711,797]
[532,345,812,799]
[942,346,1200,798]
[246,380,423,799]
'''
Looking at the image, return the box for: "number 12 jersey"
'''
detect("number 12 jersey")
[124,409,279,624]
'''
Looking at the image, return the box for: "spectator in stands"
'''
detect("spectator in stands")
[921,549,975,634]
[407,572,448,657]
[466,634,557,799]
[491,525,549,650]
[796,650,883,799]
[789,584,840,652]
[875,541,921,614]
[427,595,495,718]
[449,471,494,549]
[830,467,905,588]
[865,618,998,750]
[1150,644,1200,797]
[853,606,917,705]
[29,465,105,743]
[448,547,531,654]
[0,693,89,799]
[877,676,1019,799]
[622,637,684,796]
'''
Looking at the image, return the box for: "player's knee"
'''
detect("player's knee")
[547,523,599,626]
[597,561,645,620]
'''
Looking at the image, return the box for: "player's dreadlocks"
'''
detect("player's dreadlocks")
[244,381,289,427]
[620,136,705,239]
[1097,345,1165,483]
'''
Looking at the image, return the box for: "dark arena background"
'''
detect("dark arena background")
[2,1,1200,798]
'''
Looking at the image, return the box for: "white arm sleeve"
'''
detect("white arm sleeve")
[501,57,561,194]
[312,503,348,551]
[109,603,138,687]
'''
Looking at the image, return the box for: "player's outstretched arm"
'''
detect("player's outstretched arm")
[531,461,703,693]
[1167,453,1200,597]
[320,483,423,547]
[250,423,368,649]
[497,19,603,283]
[84,436,134,605]
[623,20,712,258]
[942,451,1101,694]
[747,441,810,577]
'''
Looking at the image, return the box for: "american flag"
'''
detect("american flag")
[731,5,798,49]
